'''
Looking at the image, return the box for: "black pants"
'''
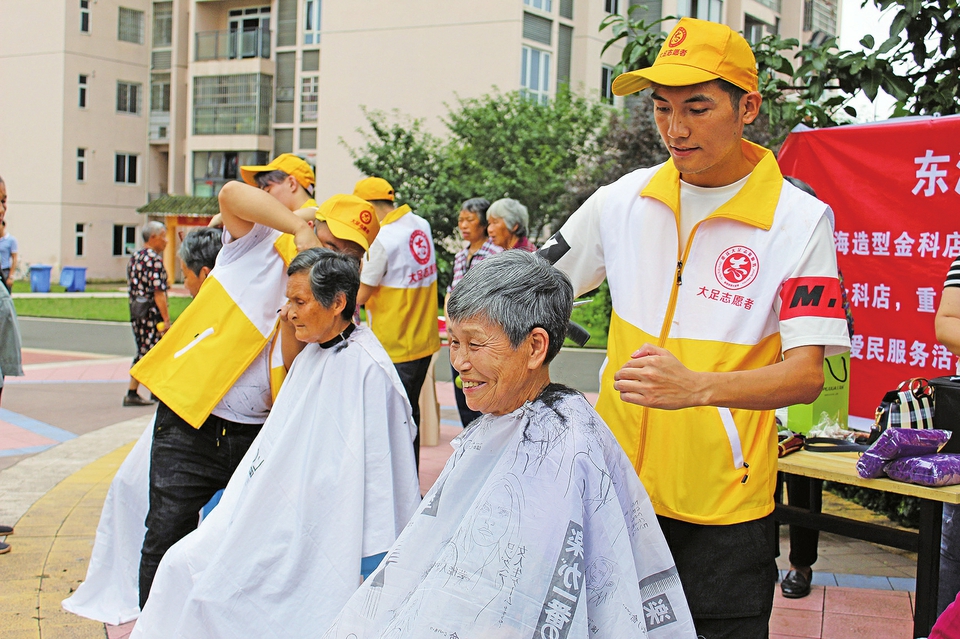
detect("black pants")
[785,475,820,567]
[139,402,262,607]
[393,355,432,469]
[0,269,10,293]
[658,514,778,639]
[450,363,482,427]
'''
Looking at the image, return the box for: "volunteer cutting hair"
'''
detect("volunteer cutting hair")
[131,247,420,639]
[323,251,696,639]
[541,18,850,637]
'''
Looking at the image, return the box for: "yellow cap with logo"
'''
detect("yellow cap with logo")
[314,194,380,252]
[239,154,316,193]
[612,17,758,96]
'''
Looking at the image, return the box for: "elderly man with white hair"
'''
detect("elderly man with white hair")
[124,220,170,407]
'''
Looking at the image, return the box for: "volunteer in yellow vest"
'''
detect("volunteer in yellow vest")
[133,153,380,608]
[541,19,850,638]
[354,177,440,466]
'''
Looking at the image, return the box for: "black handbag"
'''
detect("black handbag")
[930,376,960,453]
[129,295,153,320]
[869,377,935,444]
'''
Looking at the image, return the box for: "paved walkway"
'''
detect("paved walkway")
[0,346,923,638]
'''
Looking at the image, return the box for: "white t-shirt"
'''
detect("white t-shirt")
[678,175,748,249]
[209,224,276,424]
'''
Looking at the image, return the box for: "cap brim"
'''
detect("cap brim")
[612,65,721,96]
[239,165,274,186]
[323,218,370,252]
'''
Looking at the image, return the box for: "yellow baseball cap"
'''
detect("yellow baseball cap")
[240,154,316,193]
[353,176,395,202]
[315,194,380,252]
[612,18,758,96]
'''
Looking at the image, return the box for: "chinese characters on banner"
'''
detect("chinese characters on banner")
[778,115,960,418]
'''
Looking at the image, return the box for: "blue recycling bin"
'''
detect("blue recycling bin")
[29,265,52,293]
[59,266,87,292]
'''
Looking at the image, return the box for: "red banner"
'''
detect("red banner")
[778,115,960,419]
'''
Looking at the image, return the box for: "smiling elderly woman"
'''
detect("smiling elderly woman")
[131,248,421,639]
[323,250,696,639]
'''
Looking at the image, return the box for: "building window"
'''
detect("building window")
[75,223,86,257]
[80,0,90,32]
[151,74,171,112]
[304,0,321,44]
[601,65,614,104]
[192,150,268,197]
[153,2,173,47]
[524,0,553,12]
[274,129,293,156]
[77,148,86,182]
[301,76,318,122]
[605,0,619,13]
[744,14,774,43]
[118,7,144,43]
[299,128,317,150]
[78,74,88,108]
[193,74,273,135]
[113,225,137,256]
[115,153,138,184]
[521,46,551,105]
[803,0,837,36]
[117,81,142,114]
[523,12,552,45]
[677,0,722,22]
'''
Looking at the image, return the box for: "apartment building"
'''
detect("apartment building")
[0,0,837,281]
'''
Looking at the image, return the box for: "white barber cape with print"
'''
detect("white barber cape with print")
[323,385,696,639]
[131,326,421,639]
[61,419,152,624]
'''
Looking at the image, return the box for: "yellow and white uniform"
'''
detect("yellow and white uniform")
[548,142,850,525]
[132,212,312,427]
[361,205,440,363]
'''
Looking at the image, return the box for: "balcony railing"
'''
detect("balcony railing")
[195,28,271,61]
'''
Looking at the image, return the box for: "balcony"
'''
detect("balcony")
[195,28,271,62]
[149,112,171,141]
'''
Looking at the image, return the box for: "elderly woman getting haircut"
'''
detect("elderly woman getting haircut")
[324,250,695,639]
[130,248,421,639]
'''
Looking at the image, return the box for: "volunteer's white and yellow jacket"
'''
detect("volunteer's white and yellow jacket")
[361,205,441,364]
[547,142,850,525]
[132,221,305,428]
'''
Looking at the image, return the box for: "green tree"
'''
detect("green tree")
[601,0,958,136]
[344,90,611,291]
[444,88,609,240]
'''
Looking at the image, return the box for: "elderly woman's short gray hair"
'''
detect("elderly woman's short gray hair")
[487,198,529,238]
[141,221,166,242]
[178,227,222,275]
[447,250,572,363]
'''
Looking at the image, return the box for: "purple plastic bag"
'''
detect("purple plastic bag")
[857,429,951,479]
[857,451,889,479]
[885,454,960,487]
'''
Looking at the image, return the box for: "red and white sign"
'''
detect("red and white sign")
[778,115,960,418]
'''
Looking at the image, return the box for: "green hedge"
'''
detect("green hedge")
[825,482,920,529]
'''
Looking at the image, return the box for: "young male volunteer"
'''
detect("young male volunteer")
[132,154,379,608]
[354,177,440,466]
[541,18,850,637]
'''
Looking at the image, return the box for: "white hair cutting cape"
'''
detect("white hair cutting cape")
[323,385,697,638]
[131,326,421,639]
[61,419,152,624]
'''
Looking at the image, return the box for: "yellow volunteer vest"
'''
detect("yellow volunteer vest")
[364,206,441,363]
[132,226,301,428]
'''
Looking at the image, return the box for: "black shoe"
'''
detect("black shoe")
[123,394,155,407]
[0,524,12,536]
[0,541,10,554]
[781,568,812,598]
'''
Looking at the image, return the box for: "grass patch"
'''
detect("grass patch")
[11,280,127,294]
[15,297,193,323]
